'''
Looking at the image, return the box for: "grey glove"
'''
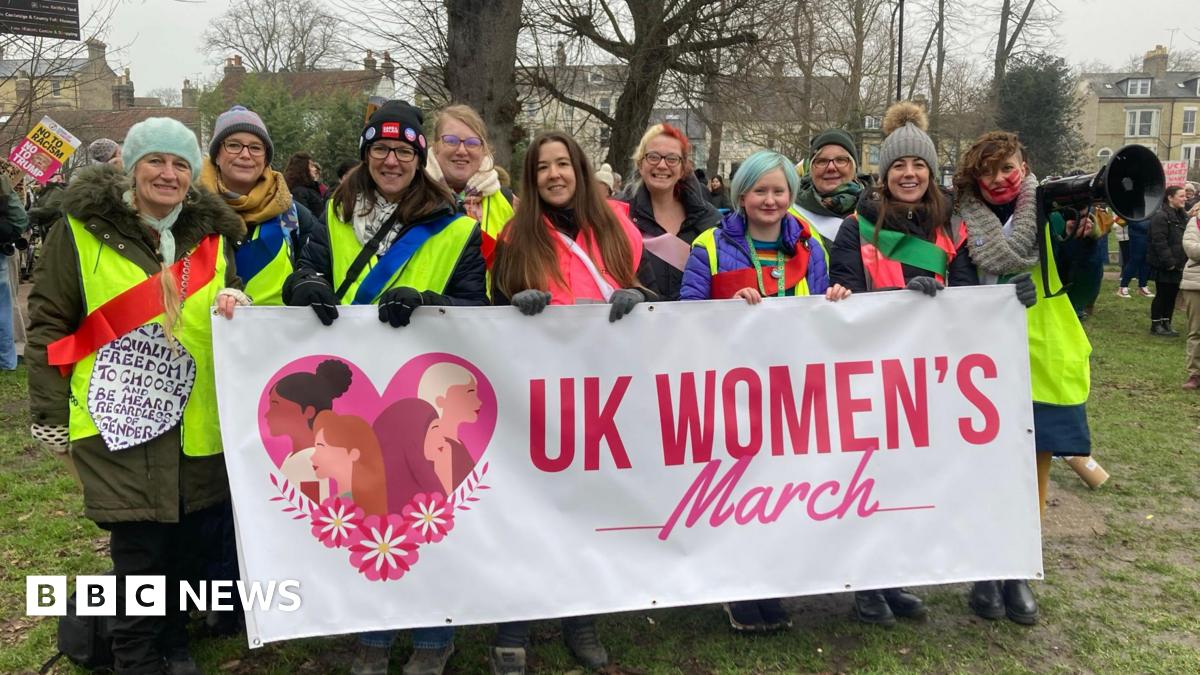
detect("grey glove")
[906,276,944,296]
[1010,272,1037,308]
[31,424,69,454]
[512,289,551,316]
[609,288,645,322]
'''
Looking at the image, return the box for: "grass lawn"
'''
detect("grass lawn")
[1,275,1197,674]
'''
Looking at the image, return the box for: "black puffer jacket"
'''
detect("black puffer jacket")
[290,181,325,220]
[1147,205,1188,283]
[621,174,720,300]
[284,202,488,306]
[830,186,977,293]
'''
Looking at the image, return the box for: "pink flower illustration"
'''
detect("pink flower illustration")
[347,514,419,581]
[402,492,456,543]
[310,497,365,549]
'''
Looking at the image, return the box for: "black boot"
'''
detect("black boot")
[969,580,1005,620]
[853,590,896,627]
[756,598,792,630]
[883,587,928,620]
[1163,321,1180,337]
[1002,579,1038,625]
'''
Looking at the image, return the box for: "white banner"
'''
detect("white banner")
[212,287,1041,646]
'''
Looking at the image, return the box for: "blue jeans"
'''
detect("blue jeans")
[0,255,16,370]
[1121,221,1150,288]
[359,626,453,650]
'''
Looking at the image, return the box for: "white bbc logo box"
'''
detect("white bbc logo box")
[27,576,166,616]
[27,575,302,616]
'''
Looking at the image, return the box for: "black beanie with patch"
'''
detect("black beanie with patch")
[359,100,428,166]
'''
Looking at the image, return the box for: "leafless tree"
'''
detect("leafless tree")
[201,0,345,72]
[523,0,759,176]
[334,0,524,167]
[146,87,182,107]
[0,0,123,151]
[987,0,1054,97]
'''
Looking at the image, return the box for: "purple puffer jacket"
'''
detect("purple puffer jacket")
[679,210,829,299]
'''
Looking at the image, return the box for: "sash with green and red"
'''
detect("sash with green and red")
[857,215,962,289]
[710,233,811,299]
[47,234,221,375]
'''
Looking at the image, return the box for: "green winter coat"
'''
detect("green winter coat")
[26,165,245,524]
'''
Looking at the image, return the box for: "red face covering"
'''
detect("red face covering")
[978,169,1023,205]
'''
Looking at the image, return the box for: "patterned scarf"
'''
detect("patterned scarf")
[351,192,401,254]
[795,177,863,217]
[959,174,1041,275]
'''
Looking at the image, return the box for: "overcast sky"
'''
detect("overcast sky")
[85,0,1200,96]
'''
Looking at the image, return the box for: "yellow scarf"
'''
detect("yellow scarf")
[199,162,293,225]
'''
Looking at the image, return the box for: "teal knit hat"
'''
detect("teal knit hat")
[122,117,202,176]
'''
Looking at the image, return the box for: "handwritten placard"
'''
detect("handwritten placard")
[88,324,196,451]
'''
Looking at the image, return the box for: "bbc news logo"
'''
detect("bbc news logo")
[27,576,302,616]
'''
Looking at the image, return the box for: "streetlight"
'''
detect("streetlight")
[896,0,905,102]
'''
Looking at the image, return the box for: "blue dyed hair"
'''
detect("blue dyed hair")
[730,150,801,211]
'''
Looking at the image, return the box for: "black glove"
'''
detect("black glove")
[378,287,423,328]
[609,288,645,322]
[512,289,551,316]
[287,274,339,325]
[906,276,943,297]
[1010,272,1037,308]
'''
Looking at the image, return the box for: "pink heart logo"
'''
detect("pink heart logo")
[256,353,495,581]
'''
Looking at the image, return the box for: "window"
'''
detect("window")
[598,97,610,116]
[590,71,604,84]
[1126,78,1151,96]
[1097,147,1113,169]
[1184,109,1197,135]
[866,143,880,167]
[563,106,574,124]
[1126,109,1158,137]
[1184,145,1200,168]
[524,101,537,119]
[51,80,61,96]
[864,115,881,130]
[598,127,610,145]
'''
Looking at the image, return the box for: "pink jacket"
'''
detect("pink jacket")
[546,200,643,305]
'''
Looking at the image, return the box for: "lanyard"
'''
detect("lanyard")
[745,233,786,297]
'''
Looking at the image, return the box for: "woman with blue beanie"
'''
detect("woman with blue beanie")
[26,117,247,674]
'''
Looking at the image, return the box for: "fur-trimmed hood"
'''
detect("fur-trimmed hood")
[61,164,246,254]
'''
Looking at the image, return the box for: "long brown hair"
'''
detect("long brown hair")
[492,131,637,298]
[331,160,455,225]
[953,131,1028,199]
[313,411,388,516]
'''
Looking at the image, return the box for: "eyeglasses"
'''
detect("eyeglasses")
[223,140,266,157]
[643,152,683,167]
[368,144,417,162]
[440,134,483,149]
[812,156,852,169]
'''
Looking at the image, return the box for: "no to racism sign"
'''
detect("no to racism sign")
[212,288,1042,646]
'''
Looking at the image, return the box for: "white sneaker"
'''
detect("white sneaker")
[1117,287,1131,298]
[1139,287,1155,298]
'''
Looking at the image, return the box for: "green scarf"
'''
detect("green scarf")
[795,177,863,217]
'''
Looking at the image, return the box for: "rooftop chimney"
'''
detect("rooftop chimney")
[181,78,198,108]
[555,42,566,68]
[1143,45,1168,79]
[294,50,305,72]
[224,55,246,77]
[86,38,106,65]
[364,50,377,72]
[381,51,395,83]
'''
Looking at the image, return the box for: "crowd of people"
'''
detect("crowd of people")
[9,92,1189,675]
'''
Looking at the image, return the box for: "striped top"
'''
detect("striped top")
[750,238,796,296]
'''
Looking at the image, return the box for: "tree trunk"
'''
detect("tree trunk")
[605,42,670,178]
[445,0,523,169]
[929,0,945,150]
